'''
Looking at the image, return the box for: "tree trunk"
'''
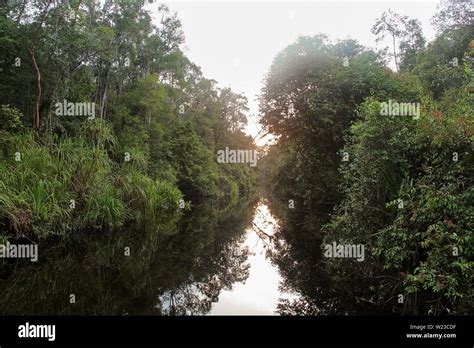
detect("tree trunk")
[28,47,41,129]
[101,83,108,120]
[392,34,399,72]
[100,68,110,119]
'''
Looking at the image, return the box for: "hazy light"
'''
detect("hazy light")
[150,1,438,145]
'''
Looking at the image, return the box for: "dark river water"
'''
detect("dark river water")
[0,196,377,315]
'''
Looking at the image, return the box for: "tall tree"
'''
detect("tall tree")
[372,10,425,72]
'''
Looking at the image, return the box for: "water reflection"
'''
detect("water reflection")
[210,202,297,315]
[0,198,256,315]
[0,195,382,315]
[264,198,383,315]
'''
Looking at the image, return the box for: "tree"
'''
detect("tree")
[372,10,425,72]
[432,0,474,33]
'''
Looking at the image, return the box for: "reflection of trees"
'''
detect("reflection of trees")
[157,257,249,316]
[249,202,278,252]
[150,200,254,315]
[0,198,257,315]
[264,197,382,315]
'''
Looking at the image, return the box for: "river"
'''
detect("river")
[0,196,377,315]
[210,202,297,314]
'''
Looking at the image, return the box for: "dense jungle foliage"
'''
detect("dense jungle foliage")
[0,1,258,243]
[259,0,473,315]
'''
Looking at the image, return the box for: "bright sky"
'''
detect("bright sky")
[149,1,440,143]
